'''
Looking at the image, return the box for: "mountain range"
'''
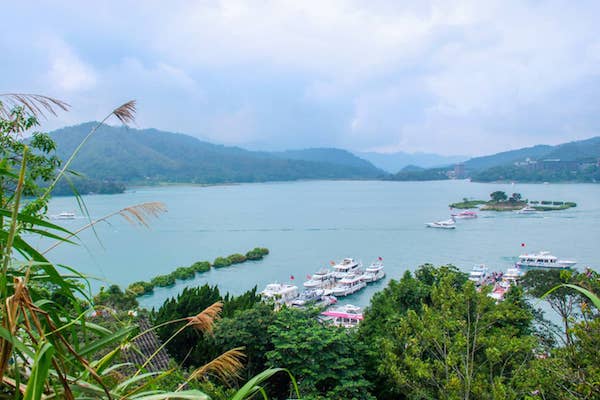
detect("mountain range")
[357,152,467,173]
[47,123,600,194]
[49,123,384,191]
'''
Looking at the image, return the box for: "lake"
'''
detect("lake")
[39,180,600,309]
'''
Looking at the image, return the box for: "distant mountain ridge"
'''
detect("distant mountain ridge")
[49,123,384,187]
[357,151,467,173]
[386,136,600,183]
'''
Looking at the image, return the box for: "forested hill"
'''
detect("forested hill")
[50,123,384,186]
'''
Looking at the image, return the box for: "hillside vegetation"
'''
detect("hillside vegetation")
[50,123,384,190]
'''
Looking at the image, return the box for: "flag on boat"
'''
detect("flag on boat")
[330,261,335,265]
[378,256,383,261]
[307,274,311,279]
[290,275,295,280]
[521,243,526,247]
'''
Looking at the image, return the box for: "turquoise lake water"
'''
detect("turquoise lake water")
[39,180,600,309]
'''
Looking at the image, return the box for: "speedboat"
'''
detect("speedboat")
[468,264,488,285]
[426,218,456,229]
[361,259,385,283]
[517,206,536,214]
[331,258,362,280]
[54,212,76,220]
[303,268,335,290]
[516,251,576,269]
[331,274,367,297]
[260,283,299,305]
[451,210,478,219]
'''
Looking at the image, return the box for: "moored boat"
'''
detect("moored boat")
[320,304,363,328]
[303,268,335,290]
[516,251,576,269]
[468,264,489,285]
[362,259,385,283]
[260,283,299,305]
[331,258,362,280]
[332,273,366,297]
[503,267,524,284]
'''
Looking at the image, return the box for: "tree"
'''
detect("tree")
[520,269,586,346]
[358,266,536,399]
[490,190,508,202]
[510,192,522,202]
[267,307,374,399]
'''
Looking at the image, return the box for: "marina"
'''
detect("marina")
[42,180,598,310]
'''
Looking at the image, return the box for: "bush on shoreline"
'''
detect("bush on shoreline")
[126,247,270,296]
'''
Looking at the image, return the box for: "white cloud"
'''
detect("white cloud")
[43,37,97,92]
[2,0,599,154]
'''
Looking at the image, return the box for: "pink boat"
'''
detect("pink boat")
[321,311,363,328]
[451,210,478,219]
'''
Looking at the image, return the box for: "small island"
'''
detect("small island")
[450,191,577,211]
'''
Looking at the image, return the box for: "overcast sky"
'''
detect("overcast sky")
[1,1,599,155]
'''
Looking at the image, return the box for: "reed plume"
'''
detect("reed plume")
[0,93,70,119]
[187,347,246,383]
[186,301,223,334]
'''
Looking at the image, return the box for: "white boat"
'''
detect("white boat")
[260,283,299,305]
[426,218,456,229]
[451,210,478,219]
[517,206,536,214]
[303,268,335,290]
[516,251,576,269]
[468,264,488,285]
[331,258,362,280]
[291,289,326,307]
[55,212,76,220]
[331,274,367,297]
[361,260,385,283]
[503,267,524,284]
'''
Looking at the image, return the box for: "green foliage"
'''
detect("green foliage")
[266,307,374,399]
[388,166,449,181]
[173,266,196,280]
[449,199,486,209]
[490,190,508,202]
[227,253,247,264]
[359,265,536,399]
[153,285,261,367]
[245,247,269,260]
[128,280,155,296]
[212,302,276,380]
[151,274,176,287]
[192,261,211,273]
[50,122,383,187]
[213,256,232,268]
[94,284,139,311]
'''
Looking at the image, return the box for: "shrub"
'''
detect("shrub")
[127,281,154,296]
[213,257,232,268]
[173,266,196,280]
[227,253,247,264]
[246,247,270,260]
[151,274,176,287]
[192,261,211,273]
